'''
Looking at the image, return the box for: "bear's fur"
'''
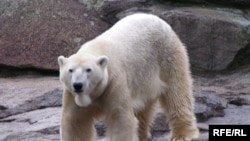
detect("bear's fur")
[58,13,199,141]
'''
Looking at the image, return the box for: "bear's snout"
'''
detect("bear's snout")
[73,82,84,92]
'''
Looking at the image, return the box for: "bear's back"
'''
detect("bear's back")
[100,13,173,43]
[80,13,179,72]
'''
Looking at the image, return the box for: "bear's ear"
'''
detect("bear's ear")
[58,56,66,67]
[97,56,108,68]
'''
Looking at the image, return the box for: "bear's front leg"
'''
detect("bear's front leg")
[61,112,95,141]
[105,107,139,141]
[104,85,139,141]
[60,90,96,141]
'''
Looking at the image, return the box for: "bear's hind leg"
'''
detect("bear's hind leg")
[159,73,199,141]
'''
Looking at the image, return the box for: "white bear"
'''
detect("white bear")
[58,13,199,141]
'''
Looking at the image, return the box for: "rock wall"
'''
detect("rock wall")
[0,0,250,72]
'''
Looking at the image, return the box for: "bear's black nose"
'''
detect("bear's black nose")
[73,83,83,92]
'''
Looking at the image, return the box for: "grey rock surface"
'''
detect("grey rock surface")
[0,88,62,119]
[194,90,227,121]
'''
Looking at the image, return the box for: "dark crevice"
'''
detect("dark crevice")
[155,0,250,8]
[37,126,60,135]
[0,65,58,77]
[0,119,16,123]
[227,43,250,70]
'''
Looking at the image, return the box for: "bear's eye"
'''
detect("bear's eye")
[86,68,92,73]
[68,68,74,73]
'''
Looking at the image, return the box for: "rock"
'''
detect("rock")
[151,132,209,141]
[194,103,209,121]
[2,130,105,141]
[0,107,61,141]
[151,133,168,141]
[2,132,59,141]
[207,105,250,124]
[162,0,250,7]
[194,132,208,141]
[95,120,106,137]
[0,76,61,109]
[0,0,109,71]
[160,7,250,71]
[198,123,209,132]
[227,94,250,106]
[194,90,227,121]
[37,126,60,135]
[0,88,62,119]
[152,112,169,132]
[0,105,7,110]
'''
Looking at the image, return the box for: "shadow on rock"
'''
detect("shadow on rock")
[0,88,62,119]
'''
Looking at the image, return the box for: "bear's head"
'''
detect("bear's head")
[58,53,109,107]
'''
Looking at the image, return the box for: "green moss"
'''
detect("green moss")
[78,0,102,9]
[20,0,48,22]
[0,0,12,16]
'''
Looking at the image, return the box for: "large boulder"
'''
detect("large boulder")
[158,7,250,71]
[0,0,109,71]
[162,0,250,7]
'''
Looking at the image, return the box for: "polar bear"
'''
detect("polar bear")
[58,13,199,141]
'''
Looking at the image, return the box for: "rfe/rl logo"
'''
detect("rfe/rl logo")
[209,125,250,141]
[213,129,247,136]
